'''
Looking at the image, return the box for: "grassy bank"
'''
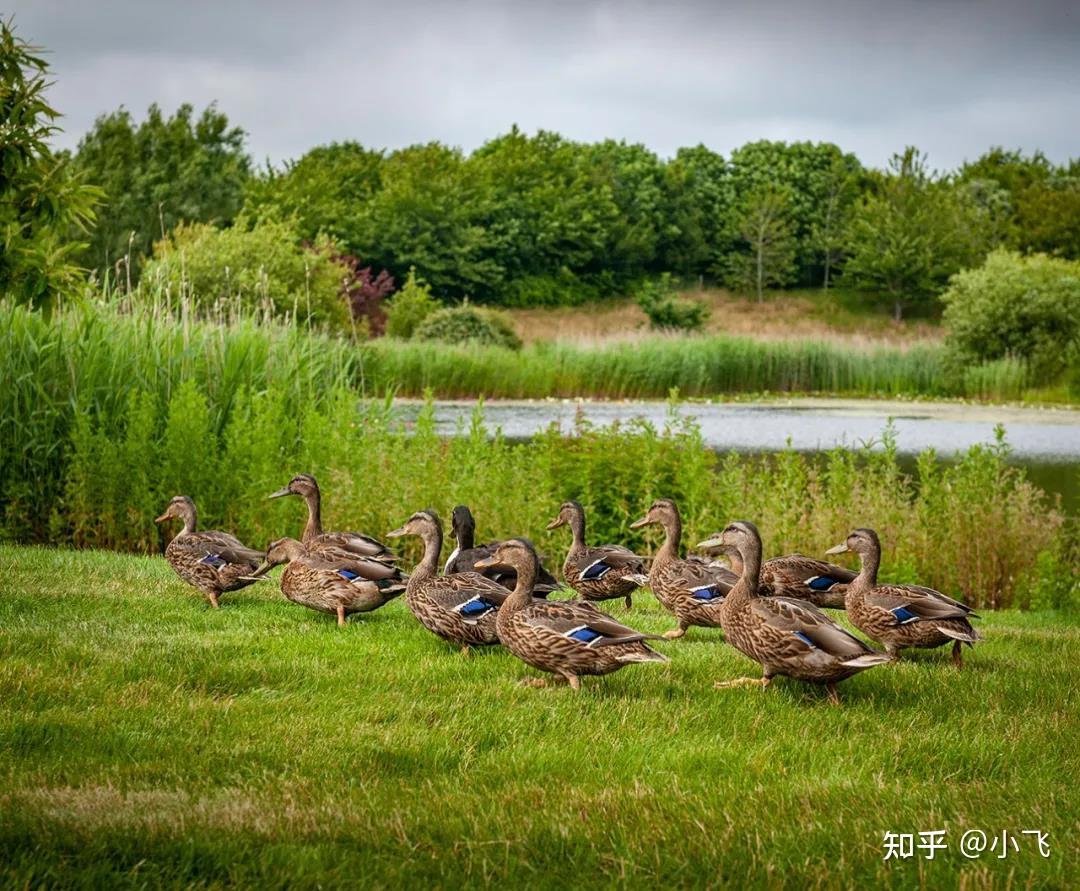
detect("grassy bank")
[1,545,1078,888]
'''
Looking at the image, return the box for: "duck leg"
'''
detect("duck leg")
[825,683,841,705]
[336,605,347,627]
[518,677,552,688]
[624,593,633,609]
[715,675,772,691]
[208,592,220,609]
[460,645,471,657]
[951,640,963,669]
[663,623,687,640]
[560,672,581,691]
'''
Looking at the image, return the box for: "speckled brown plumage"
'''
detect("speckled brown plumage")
[250,538,406,625]
[829,528,981,667]
[155,496,264,608]
[477,539,667,689]
[269,473,394,559]
[388,509,514,649]
[630,499,737,638]
[547,501,648,606]
[444,505,560,593]
[715,521,890,702]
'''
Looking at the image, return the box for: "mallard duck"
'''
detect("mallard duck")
[547,500,649,607]
[826,528,981,667]
[476,539,668,690]
[248,537,405,626]
[154,495,265,608]
[630,499,738,639]
[695,536,854,609]
[268,473,394,559]
[713,520,890,703]
[387,509,516,652]
[444,504,560,593]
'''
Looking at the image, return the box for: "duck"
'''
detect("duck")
[248,538,406,626]
[444,504,560,593]
[547,500,649,607]
[475,538,668,690]
[712,520,890,703]
[154,495,265,608]
[630,499,738,639]
[387,509,518,652]
[695,536,854,609]
[268,473,394,559]
[826,528,981,667]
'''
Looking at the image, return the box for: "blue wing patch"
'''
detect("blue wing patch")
[199,553,226,569]
[891,606,920,624]
[691,584,724,601]
[581,560,612,580]
[792,630,817,648]
[566,625,603,645]
[806,575,840,591]
[456,597,497,620]
[337,569,360,581]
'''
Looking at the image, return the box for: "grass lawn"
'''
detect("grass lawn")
[2,544,1078,889]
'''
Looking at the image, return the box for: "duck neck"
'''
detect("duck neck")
[413,525,443,582]
[505,559,538,612]
[656,514,682,566]
[730,539,762,602]
[456,519,475,552]
[566,510,587,558]
[301,490,323,542]
[855,544,880,587]
[177,504,197,537]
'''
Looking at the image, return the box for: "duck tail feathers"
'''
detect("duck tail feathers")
[842,652,892,668]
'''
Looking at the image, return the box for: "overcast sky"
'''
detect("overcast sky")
[10,0,1080,170]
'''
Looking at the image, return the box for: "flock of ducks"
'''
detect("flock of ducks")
[155,474,982,703]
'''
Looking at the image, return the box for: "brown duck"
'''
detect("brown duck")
[827,528,981,667]
[715,520,890,704]
[630,499,738,639]
[387,509,518,652]
[269,473,394,559]
[476,538,668,690]
[154,495,264,608]
[444,504,560,593]
[695,536,854,609]
[249,538,405,626]
[547,500,649,607]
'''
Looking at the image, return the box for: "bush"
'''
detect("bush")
[942,249,1080,382]
[384,268,441,338]
[140,216,351,329]
[636,274,710,332]
[414,303,522,350]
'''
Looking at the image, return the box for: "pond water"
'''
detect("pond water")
[395,398,1080,514]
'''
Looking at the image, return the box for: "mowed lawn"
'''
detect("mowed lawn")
[1,545,1078,889]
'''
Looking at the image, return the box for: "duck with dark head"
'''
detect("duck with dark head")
[827,527,981,668]
[154,495,265,609]
[476,538,667,690]
[444,504,559,593]
[714,520,890,704]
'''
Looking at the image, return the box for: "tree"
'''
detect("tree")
[724,188,797,301]
[70,102,250,278]
[842,148,988,321]
[659,144,731,276]
[0,19,101,305]
[811,153,860,290]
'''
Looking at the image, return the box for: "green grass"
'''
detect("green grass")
[2,544,1078,888]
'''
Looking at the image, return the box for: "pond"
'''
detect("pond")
[395,398,1080,514]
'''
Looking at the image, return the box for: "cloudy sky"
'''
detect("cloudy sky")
[10,0,1080,170]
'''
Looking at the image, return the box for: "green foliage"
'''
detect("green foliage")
[842,148,991,320]
[941,249,1080,382]
[414,303,522,350]
[140,217,351,329]
[384,267,441,338]
[723,187,798,300]
[69,102,250,278]
[635,274,709,331]
[0,19,101,306]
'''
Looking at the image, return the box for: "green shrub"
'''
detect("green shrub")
[414,303,522,350]
[384,268,441,338]
[942,249,1080,382]
[636,274,710,332]
[140,216,351,329]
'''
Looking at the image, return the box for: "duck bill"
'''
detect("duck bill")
[240,561,274,581]
[696,536,724,550]
[385,526,407,539]
[629,516,650,530]
[825,543,849,555]
[545,517,565,530]
[474,555,499,569]
[153,513,170,524]
[267,487,292,499]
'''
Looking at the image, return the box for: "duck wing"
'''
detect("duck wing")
[767,555,856,591]
[658,558,737,603]
[750,596,875,661]
[312,531,396,560]
[188,532,264,569]
[864,584,979,625]
[518,599,664,647]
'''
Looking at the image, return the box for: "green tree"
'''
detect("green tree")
[811,153,860,290]
[659,144,731,276]
[724,188,798,301]
[842,148,988,320]
[70,102,250,278]
[0,19,101,305]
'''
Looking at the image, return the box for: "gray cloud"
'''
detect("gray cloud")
[10,0,1080,169]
